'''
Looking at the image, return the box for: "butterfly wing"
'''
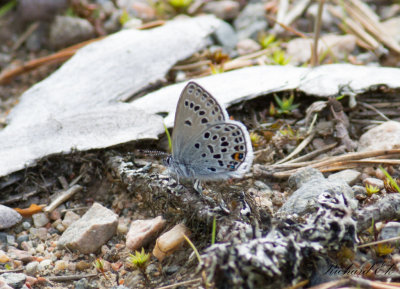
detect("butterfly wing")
[178,121,254,180]
[172,82,228,160]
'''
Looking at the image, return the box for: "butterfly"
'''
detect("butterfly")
[164,81,253,181]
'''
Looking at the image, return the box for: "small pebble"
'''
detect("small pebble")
[1,273,26,288]
[22,222,31,230]
[117,222,129,234]
[7,235,16,246]
[32,213,49,228]
[0,250,10,262]
[25,261,39,276]
[164,265,180,275]
[363,177,384,189]
[61,211,80,228]
[236,38,261,55]
[49,209,61,221]
[36,228,48,240]
[76,260,91,271]
[38,259,52,272]
[54,260,67,272]
[17,235,29,248]
[36,244,45,253]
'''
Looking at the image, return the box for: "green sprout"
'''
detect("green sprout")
[183,234,210,289]
[375,243,395,256]
[379,166,400,193]
[279,125,297,138]
[273,93,299,114]
[365,184,380,197]
[168,0,192,9]
[271,49,290,65]
[211,215,216,245]
[94,258,108,279]
[259,34,279,49]
[4,263,12,270]
[128,248,151,270]
[209,63,225,74]
[119,9,131,25]
[249,132,262,148]
[0,0,16,18]
[128,248,151,284]
[164,122,172,153]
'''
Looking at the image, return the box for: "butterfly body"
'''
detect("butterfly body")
[165,82,253,181]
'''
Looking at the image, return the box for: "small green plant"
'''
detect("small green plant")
[375,243,394,256]
[211,215,217,245]
[279,125,297,138]
[271,49,290,65]
[209,63,225,74]
[273,93,299,114]
[168,0,192,9]
[0,0,16,18]
[183,234,210,289]
[379,166,400,193]
[128,248,151,270]
[259,34,279,49]
[94,258,108,279]
[164,122,172,153]
[119,9,130,25]
[4,263,12,270]
[65,6,77,17]
[128,248,151,284]
[249,132,262,148]
[365,184,380,197]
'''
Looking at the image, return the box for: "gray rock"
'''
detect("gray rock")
[0,233,8,250]
[58,203,118,253]
[363,177,384,189]
[22,221,31,230]
[358,121,400,152]
[131,64,400,131]
[126,216,166,250]
[288,167,324,190]
[236,38,261,55]
[0,205,22,230]
[38,259,52,272]
[286,35,356,65]
[32,213,49,228]
[327,169,361,186]
[212,21,238,51]
[234,2,268,40]
[1,273,26,289]
[202,0,240,20]
[279,168,354,215]
[254,180,272,191]
[25,261,39,276]
[163,264,180,275]
[379,222,400,240]
[17,0,68,22]
[0,276,13,289]
[0,16,222,178]
[74,278,89,289]
[49,16,95,49]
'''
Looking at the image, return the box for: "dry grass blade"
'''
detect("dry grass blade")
[155,278,203,289]
[274,131,316,165]
[327,4,380,51]
[268,149,400,178]
[330,0,400,54]
[357,236,400,249]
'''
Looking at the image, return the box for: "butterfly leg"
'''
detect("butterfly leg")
[193,179,203,194]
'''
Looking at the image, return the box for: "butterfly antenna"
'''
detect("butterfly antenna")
[139,149,169,157]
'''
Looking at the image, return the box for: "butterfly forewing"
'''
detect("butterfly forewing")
[172,82,228,159]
